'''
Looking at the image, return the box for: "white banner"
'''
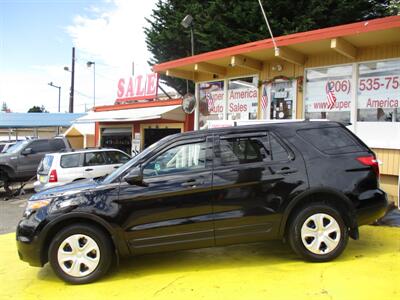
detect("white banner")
[357,75,399,109]
[305,79,352,113]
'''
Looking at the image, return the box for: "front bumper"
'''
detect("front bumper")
[16,215,46,267]
[356,189,388,226]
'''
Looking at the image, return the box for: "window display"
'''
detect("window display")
[198,80,225,129]
[269,80,296,120]
[227,77,258,120]
[357,59,399,122]
[304,65,352,123]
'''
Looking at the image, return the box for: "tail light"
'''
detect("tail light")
[49,169,58,182]
[357,156,379,177]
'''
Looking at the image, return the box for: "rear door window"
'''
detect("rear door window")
[298,126,364,154]
[29,140,51,153]
[104,151,130,164]
[218,135,270,166]
[60,153,81,168]
[84,152,106,166]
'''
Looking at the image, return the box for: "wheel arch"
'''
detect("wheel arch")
[280,187,358,240]
[39,212,129,265]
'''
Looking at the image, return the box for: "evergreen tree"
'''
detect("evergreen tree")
[145,0,397,94]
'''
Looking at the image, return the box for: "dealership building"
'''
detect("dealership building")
[153,16,400,205]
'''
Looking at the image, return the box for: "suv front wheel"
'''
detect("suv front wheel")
[288,204,349,262]
[48,224,113,284]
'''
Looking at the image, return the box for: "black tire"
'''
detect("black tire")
[48,224,113,284]
[288,204,349,262]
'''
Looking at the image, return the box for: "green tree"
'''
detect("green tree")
[28,105,47,113]
[145,0,397,94]
[1,102,10,112]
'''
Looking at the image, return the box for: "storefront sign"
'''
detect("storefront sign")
[305,79,352,112]
[207,90,225,114]
[357,75,399,109]
[116,73,159,103]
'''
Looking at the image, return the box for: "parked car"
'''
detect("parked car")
[34,148,131,192]
[16,121,387,284]
[0,141,16,153]
[0,137,71,193]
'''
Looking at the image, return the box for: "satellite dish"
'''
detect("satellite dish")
[182,93,196,114]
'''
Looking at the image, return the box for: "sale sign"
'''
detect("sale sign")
[227,88,258,115]
[115,73,159,104]
[357,75,399,109]
[305,79,352,113]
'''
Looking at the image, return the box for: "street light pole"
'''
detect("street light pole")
[87,61,96,107]
[48,82,61,112]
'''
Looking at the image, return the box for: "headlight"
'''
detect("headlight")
[24,199,52,217]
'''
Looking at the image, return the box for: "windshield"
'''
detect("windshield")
[102,140,162,184]
[5,140,29,154]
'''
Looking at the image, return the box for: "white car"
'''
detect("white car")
[34,148,130,192]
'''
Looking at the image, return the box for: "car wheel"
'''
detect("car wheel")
[288,204,349,262]
[48,224,113,284]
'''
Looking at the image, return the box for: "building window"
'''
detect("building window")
[357,59,399,122]
[199,80,225,129]
[227,76,258,120]
[304,65,352,123]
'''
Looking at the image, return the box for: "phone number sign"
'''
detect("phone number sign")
[358,75,399,109]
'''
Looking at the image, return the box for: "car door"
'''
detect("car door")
[117,137,214,254]
[83,151,110,178]
[58,153,84,183]
[212,131,307,246]
[17,140,51,177]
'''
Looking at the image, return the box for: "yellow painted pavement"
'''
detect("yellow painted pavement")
[0,226,399,300]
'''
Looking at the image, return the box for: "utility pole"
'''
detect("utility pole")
[69,47,75,113]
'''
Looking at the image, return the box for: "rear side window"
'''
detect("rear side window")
[298,127,363,155]
[60,153,81,168]
[84,152,106,166]
[38,155,54,174]
[104,151,130,164]
[51,139,67,151]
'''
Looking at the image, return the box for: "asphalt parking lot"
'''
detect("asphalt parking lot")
[0,225,399,300]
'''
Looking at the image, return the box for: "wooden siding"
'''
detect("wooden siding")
[305,44,400,68]
[380,175,399,205]
[373,148,400,176]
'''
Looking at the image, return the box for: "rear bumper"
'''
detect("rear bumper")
[356,189,388,226]
[34,180,61,192]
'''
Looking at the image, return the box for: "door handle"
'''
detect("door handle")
[114,166,119,169]
[181,179,204,188]
[274,167,298,175]
[85,168,93,172]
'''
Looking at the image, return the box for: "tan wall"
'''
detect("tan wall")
[67,136,84,149]
[380,175,399,206]
[0,127,67,139]
[373,148,400,176]
[86,135,95,148]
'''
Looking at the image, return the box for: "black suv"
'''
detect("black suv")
[16,122,387,284]
[0,137,71,193]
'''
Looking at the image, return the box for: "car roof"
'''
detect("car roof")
[46,148,124,156]
[161,121,343,142]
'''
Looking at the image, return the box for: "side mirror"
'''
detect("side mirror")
[123,167,144,185]
[21,148,33,156]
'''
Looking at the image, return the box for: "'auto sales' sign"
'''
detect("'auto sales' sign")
[115,73,159,104]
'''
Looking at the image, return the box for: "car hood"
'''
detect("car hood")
[30,178,100,200]
[0,152,17,161]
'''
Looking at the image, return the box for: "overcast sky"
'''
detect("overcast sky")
[0,0,157,113]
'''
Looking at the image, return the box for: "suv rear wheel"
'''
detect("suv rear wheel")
[48,224,113,284]
[288,204,349,262]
